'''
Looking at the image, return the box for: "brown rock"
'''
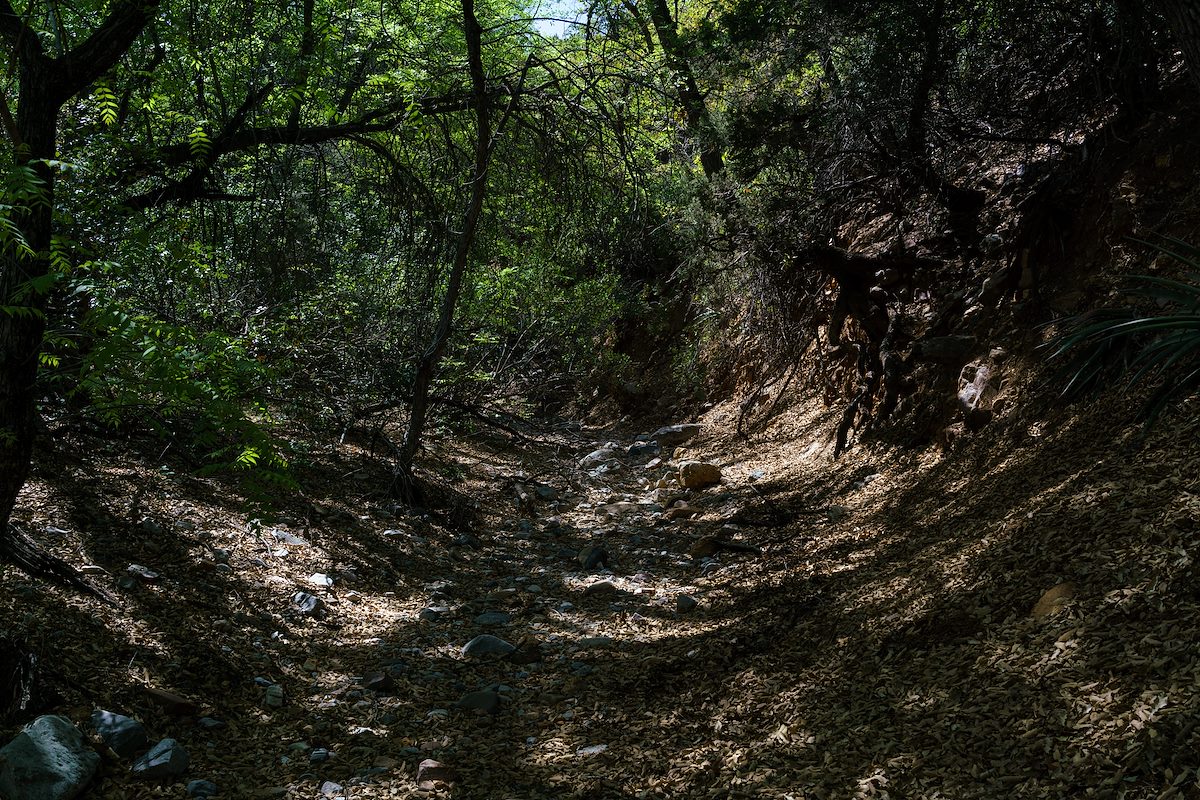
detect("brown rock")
[417,759,458,787]
[583,581,618,597]
[665,502,701,521]
[578,546,609,571]
[1032,582,1075,618]
[679,461,721,489]
[506,636,543,665]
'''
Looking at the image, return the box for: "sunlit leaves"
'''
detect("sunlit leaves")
[93,81,119,127]
[187,125,213,158]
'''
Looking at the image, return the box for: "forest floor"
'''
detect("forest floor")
[3,374,1200,799]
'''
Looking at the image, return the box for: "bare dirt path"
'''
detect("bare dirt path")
[3,390,1199,799]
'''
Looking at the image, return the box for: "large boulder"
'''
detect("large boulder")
[678,461,722,489]
[651,424,701,446]
[0,715,100,800]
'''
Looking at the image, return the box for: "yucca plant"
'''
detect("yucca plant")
[1046,236,1200,429]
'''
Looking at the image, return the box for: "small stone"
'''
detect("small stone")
[417,759,458,786]
[187,779,219,798]
[578,636,615,650]
[578,546,609,571]
[212,548,231,563]
[140,518,164,535]
[197,717,226,731]
[454,690,500,713]
[131,738,190,780]
[320,780,344,797]
[627,441,661,458]
[362,672,394,693]
[292,591,325,616]
[652,423,701,446]
[676,595,699,613]
[583,581,618,597]
[578,446,620,468]
[577,743,609,756]
[91,710,148,759]
[310,748,333,764]
[264,684,285,708]
[462,634,516,657]
[126,563,160,583]
[473,611,512,626]
[1032,582,1075,618]
[418,605,450,622]
[272,529,309,546]
[525,584,542,594]
[309,572,334,588]
[678,461,721,489]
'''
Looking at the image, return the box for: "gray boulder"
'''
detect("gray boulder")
[90,710,147,759]
[461,635,516,658]
[627,441,661,458]
[651,424,701,446]
[292,591,325,616]
[131,738,189,780]
[957,362,998,430]
[0,715,100,800]
[186,779,218,798]
[578,446,619,468]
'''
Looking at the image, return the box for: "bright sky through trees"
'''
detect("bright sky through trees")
[530,0,581,37]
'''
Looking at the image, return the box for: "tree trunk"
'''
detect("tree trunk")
[393,0,493,496]
[0,69,60,543]
[645,0,723,179]
[0,0,159,584]
[1155,0,1200,95]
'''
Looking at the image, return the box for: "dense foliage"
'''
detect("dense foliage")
[2,0,1200,553]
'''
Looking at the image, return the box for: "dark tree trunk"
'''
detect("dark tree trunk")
[901,0,985,233]
[0,0,159,584]
[646,0,723,179]
[1155,0,1200,95]
[1113,0,1161,112]
[0,69,61,542]
[393,0,493,496]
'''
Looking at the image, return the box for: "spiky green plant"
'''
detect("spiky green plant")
[1046,236,1200,428]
